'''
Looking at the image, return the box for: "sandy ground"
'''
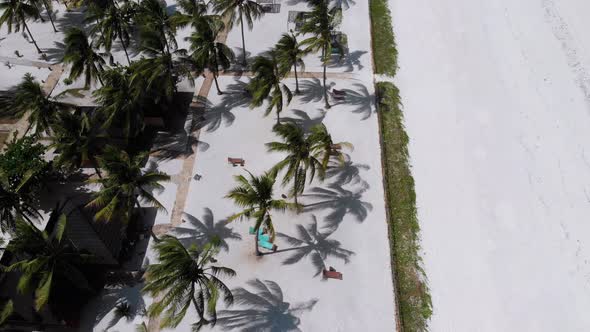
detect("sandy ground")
[60,0,399,330]
[391,0,590,330]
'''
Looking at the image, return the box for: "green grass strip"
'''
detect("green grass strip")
[369,0,397,76]
[377,82,433,332]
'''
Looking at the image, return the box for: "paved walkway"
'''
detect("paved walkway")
[0,55,55,68]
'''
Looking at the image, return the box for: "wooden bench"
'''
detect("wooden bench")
[228,157,245,166]
[332,88,346,96]
[323,266,343,280]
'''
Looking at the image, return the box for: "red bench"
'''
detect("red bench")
[323,267,343,280]
[228,157,245,166]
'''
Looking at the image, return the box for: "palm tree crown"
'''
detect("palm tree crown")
[143,235,236,330]
[3,212,93,312]
[93,67,144,138]
[266,123,330,204]
[275,32,306,94]
[187,17,234,94]
[308,123,352,169]
[63,27,106,89]
[226,170,298,255]
[136,0,178,56]
[86,146,170,223]
[300,0,340,108]
[0,73,70,136]
[87,2,134,64]
[50,112,106,177]
[247,51,292,124]
[212,0,263,64]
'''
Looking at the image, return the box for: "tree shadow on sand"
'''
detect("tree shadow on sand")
[302,183,373,231]
[171,208,242,251]
[276,215,354,277]
[332,83,375,120]
[217,279,318,332]
[150,126,210,161]
[282,109,326,132]
[220,79,252,109]
[299,78,330,104]
[328,50,367,72]
[80,284,146,331]
[43,41,65,63]
[326,154,370,186]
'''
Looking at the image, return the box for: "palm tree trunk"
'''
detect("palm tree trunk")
[42,0,58,32]
[23,20,42,54]
[254,226,261,256]
[322,47,330,109]
[239,10,247,65]
[93,166,103,179]
[213,73,222,95]
[192,296,208,325]
[293,170,299,206]
[276,110,280,125]
[118,31,131,65]
[293,61,300,94]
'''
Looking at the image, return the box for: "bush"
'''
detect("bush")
[377,82,432,331]
[0,133,49,194]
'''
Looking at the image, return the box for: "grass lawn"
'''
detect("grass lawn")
[369,0,397,76]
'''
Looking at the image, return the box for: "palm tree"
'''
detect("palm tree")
[143,235,235,330]
[3,213,93,312]
[300,0,340,108]
[130,40,193,103]
[0,169,40,234]
[50,112,106,178]
[86,146,170,224]
[275,32,306,94]
[93,67,144,138]
[0,0,42,53]
[187,17,234,95]
[308,123,352,169]
[87,2,133,64]
[136,0,177,57]
[266,123,324,205]
[171,0,208,28]
[63,27,106,89]
[212,0,263,65]
[247,51,292,124]
[226,170,298,255]
[0,73,70,136]
[0,299,13,325]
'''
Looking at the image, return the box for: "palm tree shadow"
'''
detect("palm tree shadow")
[81,284,146,331]
[217,279,318,332]
[150,128,210,161]
[302,182,373,231]
[299,78,327,104]
[328,50,367,72]
[332,0,356,10]
[192,87,249,133]
[56,9,88,33]
[171,208,242,251]
[335,83,375,120]
[44,41,65,62]
[220,79,252,109]
[276,215,354,277]
[281,109,326,132]
[326,154,370,186]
